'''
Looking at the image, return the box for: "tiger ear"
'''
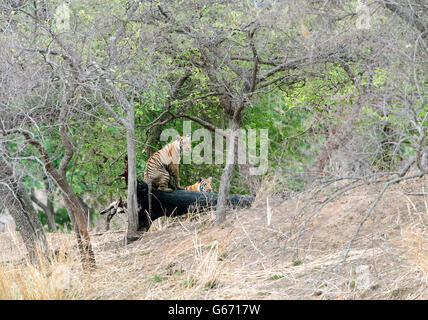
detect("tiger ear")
[208,177,212,183]
[176,135,181,141]
[198,177,202,182]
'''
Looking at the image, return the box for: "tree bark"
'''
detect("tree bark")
[58,180,95,268]
[216,119,240,225]
[0,156,50,265]
[146,125,162,159]
[125,107,140,244]
[30,189,58,232]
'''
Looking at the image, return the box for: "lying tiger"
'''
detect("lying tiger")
[144,135,191,213]
[185,177,213,193]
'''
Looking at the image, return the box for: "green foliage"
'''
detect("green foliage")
[37,207,72,232]
[55,207,73,231]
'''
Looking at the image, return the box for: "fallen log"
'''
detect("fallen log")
[136,180,253,231]
[100,180,254,231]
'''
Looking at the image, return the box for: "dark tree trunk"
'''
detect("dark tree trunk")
[46,197,56,231]
[135,180,253,231]
[146,125,162,159]
[102,180,254,231]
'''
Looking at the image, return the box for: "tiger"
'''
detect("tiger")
[143,135,191,213]
[185,177,213,193]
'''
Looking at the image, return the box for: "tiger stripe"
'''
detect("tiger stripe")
[143,135,191,213]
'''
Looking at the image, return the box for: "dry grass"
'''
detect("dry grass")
[400,186,428,280]
[0,232,81,299]
[1,175,428,299]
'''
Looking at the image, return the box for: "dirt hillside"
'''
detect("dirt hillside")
[1,175,427,299]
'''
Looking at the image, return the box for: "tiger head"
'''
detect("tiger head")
[177,134,191,153]
[198,176,212,192]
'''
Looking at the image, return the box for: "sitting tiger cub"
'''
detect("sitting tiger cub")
[144,135,191,213]
[185,177,213,193]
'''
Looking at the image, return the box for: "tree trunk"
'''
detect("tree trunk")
[216,119,240,225]
[125,107,140,244]
[0,157,50,265]
[30,190,58,232]
[146,125,162,159]
[58,183,95,269]
[78,196,93,231]
[46,197,57,232]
